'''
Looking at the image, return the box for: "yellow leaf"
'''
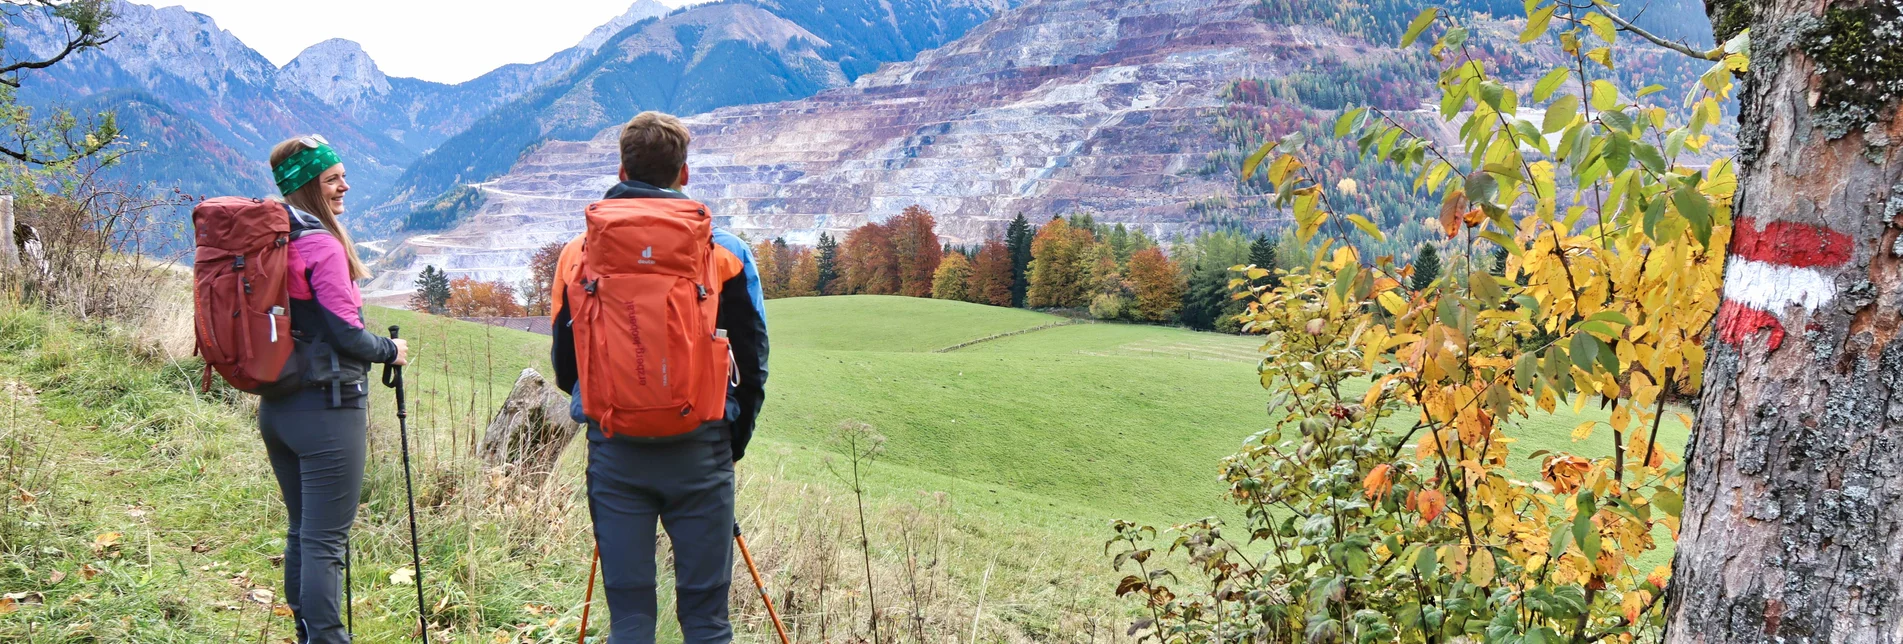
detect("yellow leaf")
[1611,405,1631,432]
[390,567,416,586]
[93,533,121,548]
[1378,291,1409,317]
[1469,549,1497,586]
[1571,421,1596,442]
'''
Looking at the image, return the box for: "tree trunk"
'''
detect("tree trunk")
[1667,0,1903,640]
[478,368,582,490]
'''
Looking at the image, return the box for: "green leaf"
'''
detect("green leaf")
[1543,94,1579,133]
[1665,128,1691,157]
[1521,4,1556,42]
[1586,310,1633,326]
[1594,335,1619,374]
[1346,214,1386,241]
[1547,521,1572,560]
[1335,107,1368,138]
[1465,172,1500,205]
[1479,81,1507,111]
[1479,230,1520,254]
[1572,492,1599,560]
[1674,181,1714,246]
[1533,68,1571,102]
[1604,131,1631,173]
[1240,141,1274,181]
[1599,109,1633,133]
[1441,26,1470,50]
[1652,488,1684,516]
[1636,84,1667,98]
[1277,131,1308,153]
[1569,332,1598,372]
[1590,79,1619,111]
[1634,142,1667,175]
[1642,195,1667,238]
[1576,320,1616,338]
[1401,8,1439,47]
[1416,542,1439,579]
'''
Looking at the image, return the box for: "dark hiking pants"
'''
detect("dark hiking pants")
[260,386,368,644]
[586,425,736,644]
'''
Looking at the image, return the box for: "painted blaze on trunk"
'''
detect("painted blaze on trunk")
[1666,0,1903,640]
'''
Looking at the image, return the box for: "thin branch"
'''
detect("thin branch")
[1588,0,1723,62]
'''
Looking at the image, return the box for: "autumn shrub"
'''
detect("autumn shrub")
[1109,5,1744,642]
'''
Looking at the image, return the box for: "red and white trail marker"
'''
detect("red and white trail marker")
[1715,217,1854,350]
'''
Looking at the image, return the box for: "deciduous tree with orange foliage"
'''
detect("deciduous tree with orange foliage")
[1026,217,1095,309]
[1124,247,1182,323]
[967,240,1015,307]
[446,277,525,318]
[890,206,944,298]
[842,222,898,295]
[523,241,564,316]
[785,247,819,298]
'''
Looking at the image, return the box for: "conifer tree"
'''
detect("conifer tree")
[1005,214,1035,307]
[816,232,840,294]
[1248,234,1281,288]
[1409,243,1441,292]
[411,265,451,315]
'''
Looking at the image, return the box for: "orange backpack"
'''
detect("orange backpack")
[191,197,305,395]
[567,199,732,438]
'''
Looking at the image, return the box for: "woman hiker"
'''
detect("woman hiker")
[262,134,409,643]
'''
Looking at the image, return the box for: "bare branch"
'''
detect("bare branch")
[1585,0,1724,62]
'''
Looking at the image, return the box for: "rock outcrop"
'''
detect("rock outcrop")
[478,368,582,490]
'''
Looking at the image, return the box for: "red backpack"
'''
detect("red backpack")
[191,198,310,395]
[567,198,732,438]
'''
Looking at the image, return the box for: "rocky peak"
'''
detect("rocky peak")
[7,0,278,96]
[576,0,674,54]
[278,38,393,108]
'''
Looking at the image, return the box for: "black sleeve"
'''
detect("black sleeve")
[552,296,579,394]
[326,307,397,364]
[718,272,769,462]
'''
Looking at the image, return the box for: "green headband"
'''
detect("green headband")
[273,144,342,195]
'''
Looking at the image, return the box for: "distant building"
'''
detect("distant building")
[457,316,554,336]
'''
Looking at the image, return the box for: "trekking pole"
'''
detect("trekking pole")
[735,523,793,644]
[381,326,428,639]
[344,542,354,633]
[577,546,599,644]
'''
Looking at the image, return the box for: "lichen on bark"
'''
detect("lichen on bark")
[1799,0,1903,139]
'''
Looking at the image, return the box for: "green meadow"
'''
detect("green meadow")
[0,294,1689,642]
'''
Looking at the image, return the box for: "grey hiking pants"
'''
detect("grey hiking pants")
[259,386,369,644]
[586,425,736,644]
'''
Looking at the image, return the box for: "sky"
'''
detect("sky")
[157,0,699,84]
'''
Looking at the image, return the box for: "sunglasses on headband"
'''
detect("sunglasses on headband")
[298,134,331,149]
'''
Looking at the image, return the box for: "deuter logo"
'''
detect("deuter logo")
[639,246,656,265]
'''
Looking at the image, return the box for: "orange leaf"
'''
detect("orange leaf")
[1417,489,1447,522]
[1463,206,1487,226]
[1542,454,1593,494]
[1439,192,1469,238]
[1363,464,1394,500]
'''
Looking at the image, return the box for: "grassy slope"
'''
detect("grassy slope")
[0,295,1692,642]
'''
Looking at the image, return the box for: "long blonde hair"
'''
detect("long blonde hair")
[270,137,371,281]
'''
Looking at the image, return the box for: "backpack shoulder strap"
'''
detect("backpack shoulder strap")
[289,229,332,242]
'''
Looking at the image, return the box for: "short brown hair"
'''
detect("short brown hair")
[618,111,691,188]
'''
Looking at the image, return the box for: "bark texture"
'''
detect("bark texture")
[1667,0,1903,641]
[477,368,582,489]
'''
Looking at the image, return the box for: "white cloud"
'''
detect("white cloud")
[154,0,701,84]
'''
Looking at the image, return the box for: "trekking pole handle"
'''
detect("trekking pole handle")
[382,326,402,388]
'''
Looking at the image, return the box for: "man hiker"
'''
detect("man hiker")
[549,111,769,643]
